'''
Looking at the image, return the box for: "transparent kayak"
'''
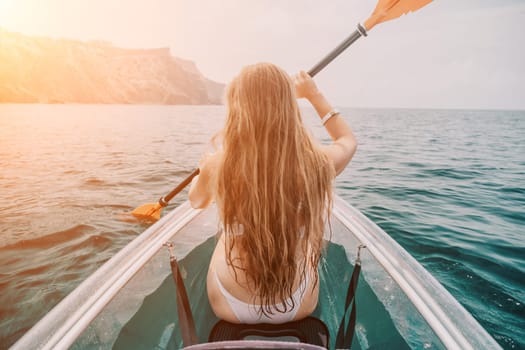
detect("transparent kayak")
[12,195,501,349]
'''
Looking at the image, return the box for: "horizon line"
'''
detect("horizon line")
[0,102,523,112]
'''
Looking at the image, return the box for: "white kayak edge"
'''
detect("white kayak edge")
[332,195,501,350]
[11,201,201,350]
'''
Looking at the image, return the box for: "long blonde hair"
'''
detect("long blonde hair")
[216,63,334,315]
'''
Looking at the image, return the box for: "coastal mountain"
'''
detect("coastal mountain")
[0,29,224,104]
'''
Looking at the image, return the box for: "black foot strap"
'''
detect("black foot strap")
[165,242,199,347]
[335,244,365,349]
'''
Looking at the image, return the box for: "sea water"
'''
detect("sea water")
[0,105,523,349]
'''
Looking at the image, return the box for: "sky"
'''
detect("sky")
[0,0,524,109]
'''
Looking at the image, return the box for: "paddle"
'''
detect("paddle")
[308,0,433,76]
[131,168,200,221]
[132,0,433,221]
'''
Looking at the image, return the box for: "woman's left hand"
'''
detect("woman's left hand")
[293,71,320,100]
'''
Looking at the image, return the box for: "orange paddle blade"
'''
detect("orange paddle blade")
[131,203,163,221]
[364,0,433,31]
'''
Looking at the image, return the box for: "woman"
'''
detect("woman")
[189,63,357,324]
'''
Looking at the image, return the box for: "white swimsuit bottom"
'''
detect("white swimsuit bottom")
[213,270,310,324]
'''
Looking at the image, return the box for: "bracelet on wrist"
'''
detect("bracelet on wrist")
[321,109,340,125]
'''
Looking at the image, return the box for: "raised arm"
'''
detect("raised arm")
[294,71,357,175]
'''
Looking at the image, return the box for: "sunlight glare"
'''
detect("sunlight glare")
[0,0,32,31]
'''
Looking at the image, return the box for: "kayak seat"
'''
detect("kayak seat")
[184,340,326,349]
[208,316,329,348]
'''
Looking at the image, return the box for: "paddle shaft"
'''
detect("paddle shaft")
[139,0,436,215]
[158,24,366,207]
[159,168,200,207]
[308,23,367,77]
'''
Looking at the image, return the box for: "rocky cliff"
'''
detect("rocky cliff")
[0,29,224,104]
